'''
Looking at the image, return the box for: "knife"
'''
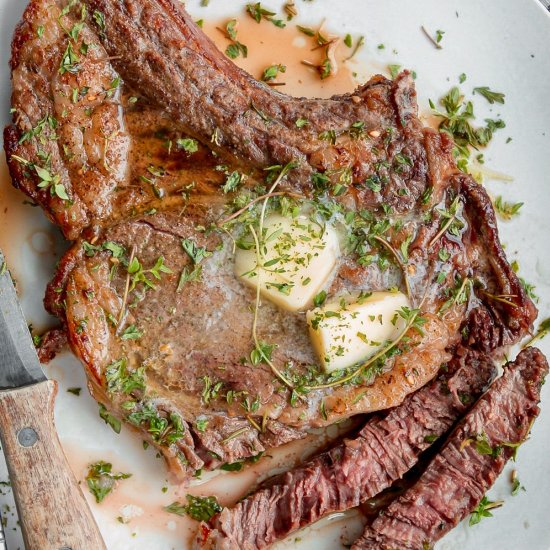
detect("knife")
[0,250,106,550]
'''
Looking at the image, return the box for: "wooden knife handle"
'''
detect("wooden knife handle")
[0,380,106,550]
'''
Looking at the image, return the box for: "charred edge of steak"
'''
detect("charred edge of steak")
[194,346,497,550]
[4,2,90,240]
[37,327,68,364]
[457,174,537,350]
[352,346,548,550]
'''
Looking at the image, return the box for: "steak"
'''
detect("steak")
[352,346,548,550]
[194,346,497,549]
[3,0,225,239]
[3,0,540,490]
[84,0,433,199]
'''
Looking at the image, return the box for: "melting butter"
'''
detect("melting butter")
[234,213,339,311]
[307,291,410,373]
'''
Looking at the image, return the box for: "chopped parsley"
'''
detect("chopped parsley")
[86,461,131,503]
[164,494,222,521]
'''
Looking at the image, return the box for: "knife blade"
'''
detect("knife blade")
[0,253,47,390]
[0,250,105,550]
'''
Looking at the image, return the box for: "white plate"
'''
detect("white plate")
[1,0,550,548]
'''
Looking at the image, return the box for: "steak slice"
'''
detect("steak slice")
[194,346,497,550]
[352,346,548,550]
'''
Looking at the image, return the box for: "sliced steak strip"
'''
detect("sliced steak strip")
[352,346,548,550]
[194,347,497,549]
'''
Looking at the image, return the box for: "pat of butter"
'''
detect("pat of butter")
[234,213,339,311]
[307,291,410,373]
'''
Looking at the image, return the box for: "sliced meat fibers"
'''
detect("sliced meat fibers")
[195,347,496,550]
[352,346,548,550]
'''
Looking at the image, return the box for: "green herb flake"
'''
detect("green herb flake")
[120,325,143,341]
[313,290,327,308]
[99,404,121,434]
[220,461,244,472]
[469,496,503,526]
[176,138,199,154]
[195,418,209,432]
[473,86,505,105]
[86,461,131,503]
[388,64,401,80]
[297,25,315,37]
[494,196,523,220]
[222,171,242,193]
[262,63,286,82]
[226,41,248,60]
[164,494,222,521]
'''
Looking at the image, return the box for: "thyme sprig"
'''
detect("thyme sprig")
[373,235,412,299]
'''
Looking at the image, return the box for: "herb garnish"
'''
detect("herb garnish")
[128,404,185,446]
[128,256,172,292]
[99,404,121,434]
[222,171,242,194]
[178,238,212,290]
[86,461,131,503]
[35,166,70,201]
[511,470,525,496]
[222,19,248,59]
[429,87,505,172]
[494,196,523,220]
[246,3,285,27]
[262,64,286,82]
[164,495,222,521]
[120,325,143,340]
[421,26,443,50]
[523,317,550,348]
[388,64,401,80]
[105,358,146,395]
[473,87,505,105]
[469,496,503,526]
[176,138,199,154]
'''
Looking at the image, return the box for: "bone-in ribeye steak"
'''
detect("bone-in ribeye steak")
[3,0,540,496]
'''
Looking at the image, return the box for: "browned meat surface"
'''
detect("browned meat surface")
[352,347,548,550]
[4,0,225,239]
[85,0,433,203]
[195,347,496,549]
[3,0,540,492]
